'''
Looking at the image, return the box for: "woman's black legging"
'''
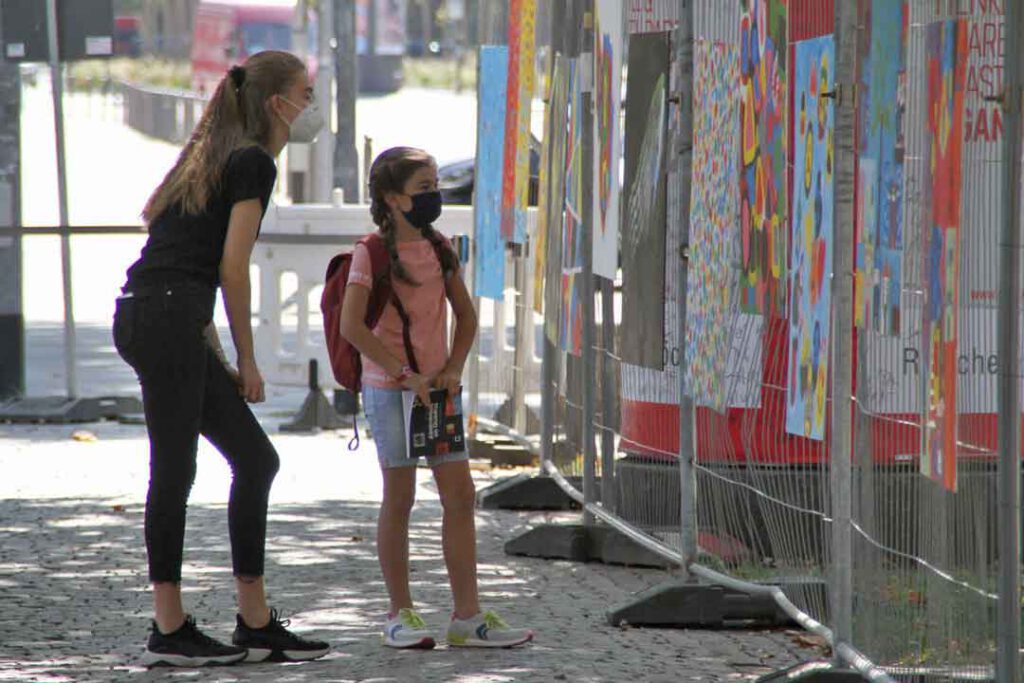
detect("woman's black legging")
[112,283,280,583]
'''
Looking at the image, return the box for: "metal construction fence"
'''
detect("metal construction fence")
[469,0,1024,680]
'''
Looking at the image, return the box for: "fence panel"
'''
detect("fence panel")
[496,0,1022,678]
[850,0,1012,677]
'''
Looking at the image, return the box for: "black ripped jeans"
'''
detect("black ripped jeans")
[112,282,280,583]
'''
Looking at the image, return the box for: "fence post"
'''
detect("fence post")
[46,0,78,400]
[996,0,1023,679]
[539,0,566,476]
[579,0,598,526]
[511,242,529,434]
[829,0,857,659]
[0,54,22,400]
[672,0,697,576]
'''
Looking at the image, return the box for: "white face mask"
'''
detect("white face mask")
[278,96,324,144]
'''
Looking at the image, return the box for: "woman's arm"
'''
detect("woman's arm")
[435,273,478,394]
[340,282,432,404]
[220,198,264,402]
[204,322,242,385]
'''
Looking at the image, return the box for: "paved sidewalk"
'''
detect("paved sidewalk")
[0,416,822,683]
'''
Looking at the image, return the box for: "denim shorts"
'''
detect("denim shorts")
[362,385,469,470]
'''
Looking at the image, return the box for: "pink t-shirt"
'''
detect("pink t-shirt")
[347,236,454,388]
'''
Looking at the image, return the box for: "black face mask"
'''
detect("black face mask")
[402,190,443,230]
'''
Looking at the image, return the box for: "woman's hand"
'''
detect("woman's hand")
[401,372,433,406]
[237,357,266,403]
[432,364,462,396]
[224,363,242,387]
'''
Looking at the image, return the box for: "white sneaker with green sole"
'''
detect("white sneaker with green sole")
[382,608,436,649]
[446,611,533,648]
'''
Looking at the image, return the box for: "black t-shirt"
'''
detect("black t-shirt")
[124,145,277,289]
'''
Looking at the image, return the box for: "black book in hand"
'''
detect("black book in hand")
[402,388,466,459]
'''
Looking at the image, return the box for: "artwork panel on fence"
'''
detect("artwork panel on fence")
[511,0,536,244]
[473,46,509,300]
[544,56,571,343]
[593,0,624,280]
[621,32,670,370]
[500,0,523,242]
[855,0,907,337]
[920,18,966,493]
[738,0,788,317]
[784,34,835,442]
[685,39,741,413]
[560,58,585,356]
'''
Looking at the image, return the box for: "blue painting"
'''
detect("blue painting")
[474,46,509,300]
[785,35,835,441]
[855,0,906,336]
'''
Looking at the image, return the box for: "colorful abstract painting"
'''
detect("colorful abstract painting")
[921,19,966,492]
[739,0,788,317]
[855,0,907,336]
[685,40,741,413]
[620,34,669,370]
[543,56,571,342]
[560,60,584,356]
[785,35,835,441]
[593,0,623,280]
[473,46,509,300]
[500,0,536,244]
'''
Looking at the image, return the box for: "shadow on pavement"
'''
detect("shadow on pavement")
[0,498,565,682]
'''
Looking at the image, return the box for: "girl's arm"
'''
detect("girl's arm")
[339,282,433,404]
[220,198,264,402]
[435,272,478,394]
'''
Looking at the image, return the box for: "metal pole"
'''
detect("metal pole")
[673,0,697,576]
[829,0,857,658]
[511,0,539,437]
[598,277,616,512]
[314,0,336,202]
[46,0,78,400]
[597,0,624,520]
[333,0,360,203]
[539,0,566,473]
[996,0,1023,678]
[466,0,506,431]
[579,0,597,527]
[0,48,22,400]
[511,245,529,434]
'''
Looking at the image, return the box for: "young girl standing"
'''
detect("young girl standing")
[340,147,534,649]
[114,51,329,666]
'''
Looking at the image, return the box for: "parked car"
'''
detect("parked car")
[438,135,542,206]
[406,38,443,58]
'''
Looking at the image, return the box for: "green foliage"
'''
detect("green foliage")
[402,54,477,92]
[67,57,192,91]
[113,0,146,15]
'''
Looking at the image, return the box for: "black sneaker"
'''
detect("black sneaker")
[232,608,330,663]
[141,615,247,668]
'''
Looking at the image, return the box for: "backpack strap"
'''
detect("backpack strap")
[359,233,421,375]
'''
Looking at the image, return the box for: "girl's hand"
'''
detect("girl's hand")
[237,357,266,403]
[433,365,462,396]
[401,372,433,406]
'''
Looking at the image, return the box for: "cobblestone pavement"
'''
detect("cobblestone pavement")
[0,418,822,682]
